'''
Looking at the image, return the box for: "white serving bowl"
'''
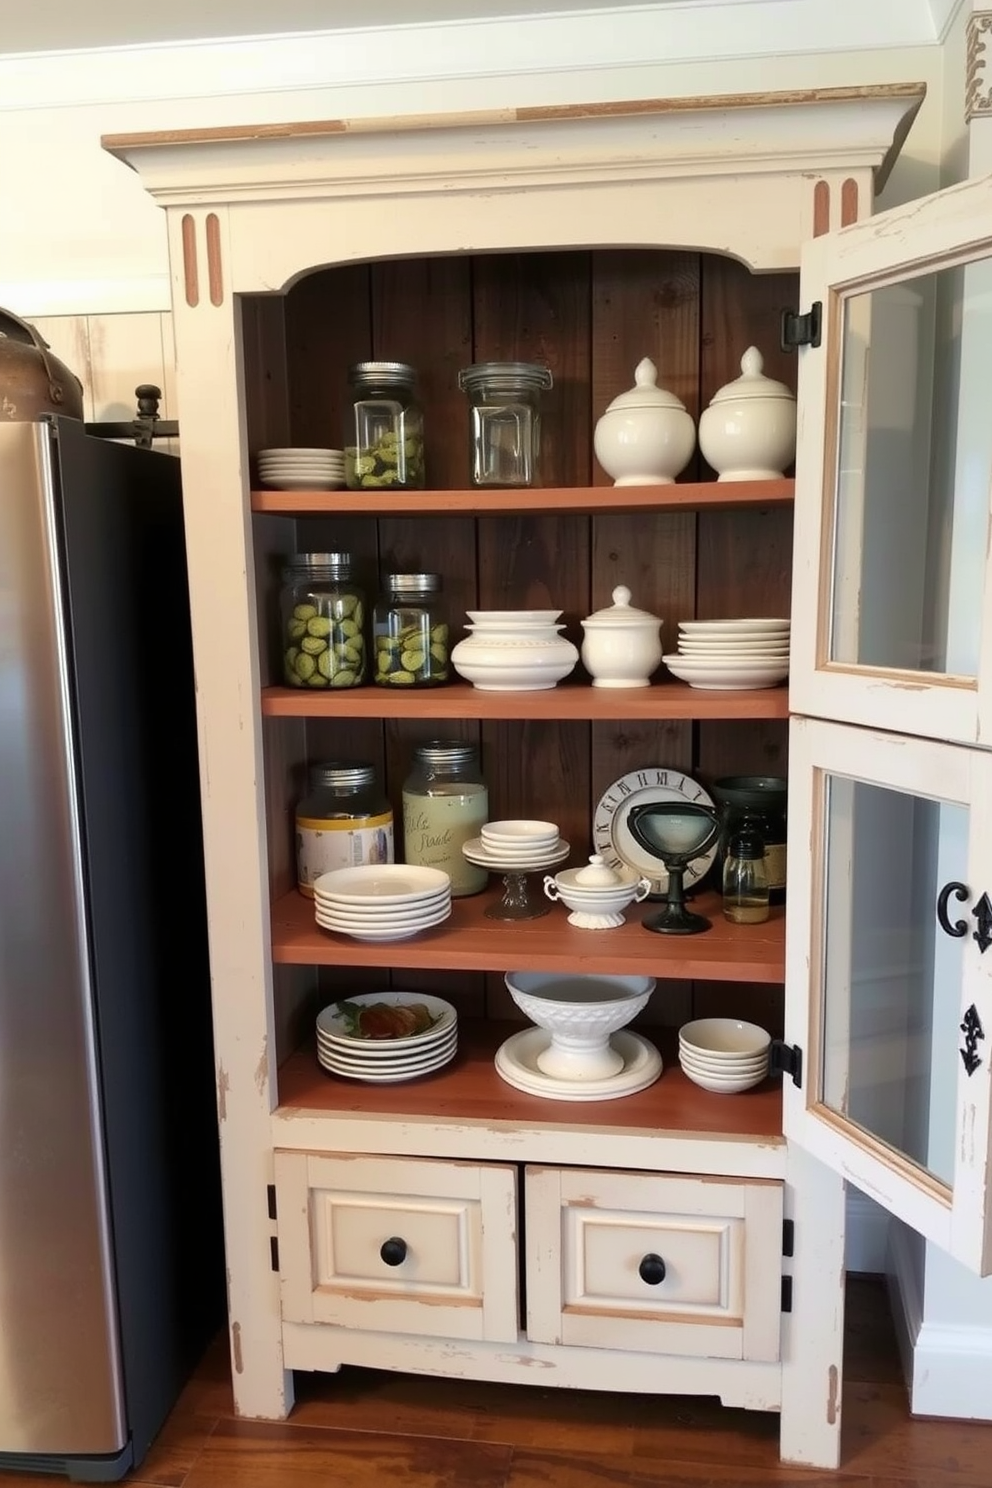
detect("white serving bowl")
[451,630,579,691]
[543,873,651,929]
[505,970,655,1079]
[679,1017,771,1058]
[679,1064,768,1094]
[679,1051,769,1080]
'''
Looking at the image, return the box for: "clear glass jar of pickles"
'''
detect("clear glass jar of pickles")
[280,552,367,689]
[345,361,425,490]
[373,572,449,687]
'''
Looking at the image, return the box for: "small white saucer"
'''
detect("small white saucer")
[463,838,571,871]
[494,1027,662,1101]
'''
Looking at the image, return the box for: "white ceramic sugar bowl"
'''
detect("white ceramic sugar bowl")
[580,585,663,688]
[698,346,797,481]
[593,357,695,485]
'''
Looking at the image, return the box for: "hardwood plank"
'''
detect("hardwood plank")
[270,888,786,980]
[275,1021,784,1140]
[251,479,795,515]
[839,1380,992,1483]
[182,1417,512,1488]
[504,1450,865,1487]
[261,681,790,722]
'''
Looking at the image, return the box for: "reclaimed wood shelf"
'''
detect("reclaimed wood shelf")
[251,477,794,516]
[275,1020,785,1140]
[271,889,786,982]
[261,679,789,720]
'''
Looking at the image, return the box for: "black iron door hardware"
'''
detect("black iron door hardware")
[780,302,822,350]
[961,1005,985,1077]
[936,881,992,954]
[638,1253,667,1285]
[380,1236,408,1266]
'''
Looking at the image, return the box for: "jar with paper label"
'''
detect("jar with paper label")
[402,740,488,896]
[295,762,394,896]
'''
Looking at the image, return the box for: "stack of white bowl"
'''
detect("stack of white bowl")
[316,991,458,1083]
[544,854,651,929]
[257,447,345,490]
[313,864,451,942]
[678,1017,771,1093]
[463,819,570,873]
[451,610,579,691]
[663,617,790,690]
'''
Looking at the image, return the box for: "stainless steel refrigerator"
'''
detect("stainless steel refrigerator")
[0,416,223,1480]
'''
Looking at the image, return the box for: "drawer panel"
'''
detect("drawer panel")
[525,1166,783,1361]
[275,1151,518,1342]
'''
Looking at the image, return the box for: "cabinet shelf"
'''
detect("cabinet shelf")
[275,1021,785,1141]
[271,889,785,982]
[250,478,794,517]
[261,680,790,721]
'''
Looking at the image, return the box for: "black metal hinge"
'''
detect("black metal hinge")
[267,1184,278,1220]
[270,1235,280,1273]
[781,1275,794,1313]
[782,1219,795,1257]
[780,302,822,351]
[769,1040,803,1089]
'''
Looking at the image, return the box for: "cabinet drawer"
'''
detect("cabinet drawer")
[274,1151,519,1342]
[525,1166,783,1361]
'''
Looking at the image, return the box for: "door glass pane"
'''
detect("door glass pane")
[830,258,992,676]
[821,774,966,1187]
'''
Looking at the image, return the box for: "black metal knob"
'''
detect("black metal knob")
[380,1236,407,1267]
[638,1252,666,1285]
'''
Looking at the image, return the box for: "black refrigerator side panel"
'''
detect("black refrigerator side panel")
[51,417,224,1471]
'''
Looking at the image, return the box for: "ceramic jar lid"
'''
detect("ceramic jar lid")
[602,356,688,412]
[708,347,794,405]
[573,854,624,887]
[581,585,661,629]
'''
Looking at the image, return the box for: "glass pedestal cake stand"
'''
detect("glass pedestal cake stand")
[461,837,571,920]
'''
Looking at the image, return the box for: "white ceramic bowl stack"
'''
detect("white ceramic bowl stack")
[257,447,345,490]
[678,1017,771,1093]
[451,610,579,691]
[496,970,663,1099]
[544,854,651,928]
[316,991,458,1083]
[312,864,451,942]
[463,819,570,874]
[663,617,791,690]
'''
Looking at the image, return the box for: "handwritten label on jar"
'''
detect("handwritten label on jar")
[296,812,394,897]
[402,788,488,896]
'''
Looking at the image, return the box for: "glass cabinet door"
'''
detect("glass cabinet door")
[789,173,992,748]
[783,716,992,1274]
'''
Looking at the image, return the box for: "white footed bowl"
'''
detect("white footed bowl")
[505,970,655,1079]
[451,629,579,691]
[544,865,651,929]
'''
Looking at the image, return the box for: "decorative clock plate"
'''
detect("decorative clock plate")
[592,767,718,897]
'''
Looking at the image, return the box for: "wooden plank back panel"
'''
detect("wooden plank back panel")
[285,263,371,451]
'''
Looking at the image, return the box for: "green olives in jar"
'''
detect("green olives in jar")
[345,362,425,491]
[280,553,367,689]
[373,573,449,688]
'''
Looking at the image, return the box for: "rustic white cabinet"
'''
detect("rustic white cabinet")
[101,82,992,1470]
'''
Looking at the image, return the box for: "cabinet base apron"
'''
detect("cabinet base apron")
[280,1321,782,1412]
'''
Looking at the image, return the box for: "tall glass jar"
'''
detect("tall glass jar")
[280,552,367,689]
[402,740,488,896]
[457,361,553,488]
[712,775,787,905]
[346,361,425,490]
[295,762,393,896]
[373,573,450,687]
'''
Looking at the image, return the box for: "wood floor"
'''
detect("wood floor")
[19,1276,992,1488]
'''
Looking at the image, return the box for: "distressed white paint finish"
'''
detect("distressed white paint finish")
[785,715,992,1273]
[274,1151,518,1342]
[525,1166,782,1361]
[790,170,992,748]
[779,1143,846,1467]
[107,92,929,1459]
[281,1318,784,1407]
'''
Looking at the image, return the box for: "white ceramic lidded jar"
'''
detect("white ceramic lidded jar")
[593,357,695,485]
[698,346,797,481]
[580,585,663,688]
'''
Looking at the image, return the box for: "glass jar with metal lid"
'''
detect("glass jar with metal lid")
[280,552,367,689]
[457,361,553,488]
[402,740,488,896]
[712,775,787,905]
[295,761,393,896]
[346,361,425,490]
[373,572,450,687]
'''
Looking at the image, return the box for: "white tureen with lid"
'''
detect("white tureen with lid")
[698,346,797,481]
[593,357,696,486]
[580,585,663,688]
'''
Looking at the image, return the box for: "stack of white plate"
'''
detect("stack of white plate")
[313,864,451,942]
[257,447,345,490]
[463,819,570,873]
[663,618,790,690]
[678,1017,771,1093]
[316,991,458,1082]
